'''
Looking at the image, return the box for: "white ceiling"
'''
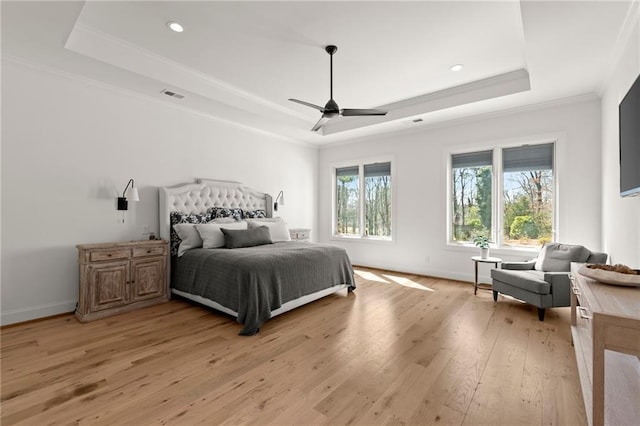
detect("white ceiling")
[1,1,636,145]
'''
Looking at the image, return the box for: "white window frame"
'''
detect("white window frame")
[331,156,396,243]
[445,135,560,254]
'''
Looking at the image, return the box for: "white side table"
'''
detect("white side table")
[471,256,502,295]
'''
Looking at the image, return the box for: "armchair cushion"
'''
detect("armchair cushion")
[534,243,590,272]
[491,269,550,294]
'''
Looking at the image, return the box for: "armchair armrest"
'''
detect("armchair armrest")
[543,272,571,306]
[501,260,536,270]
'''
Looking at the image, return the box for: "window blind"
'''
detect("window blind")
[503,143,554,172]
[336,166,359,177]
[451,150,493,168]
[364,162,391,177]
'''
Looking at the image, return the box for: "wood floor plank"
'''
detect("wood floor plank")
[1,267,587,425]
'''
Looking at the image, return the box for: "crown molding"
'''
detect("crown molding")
[322,69,531,135]
[319,92,599,150]
[65,23,311,123]
[1,54,315,147]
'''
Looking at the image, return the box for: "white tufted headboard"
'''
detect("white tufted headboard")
[159,179,273,242]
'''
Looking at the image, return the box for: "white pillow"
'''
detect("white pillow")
[173,224,203,257]
[196,221,248,248]
[247,218,291,242]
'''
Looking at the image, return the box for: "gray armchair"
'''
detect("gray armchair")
[491,243,608,320]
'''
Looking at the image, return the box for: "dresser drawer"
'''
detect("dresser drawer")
[132,245,166,258]
[571,275,593,324]
[89,249,130,262]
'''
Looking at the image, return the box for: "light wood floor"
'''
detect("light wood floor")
[1,267,586,425]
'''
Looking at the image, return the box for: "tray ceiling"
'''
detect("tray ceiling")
[2,1,636,144]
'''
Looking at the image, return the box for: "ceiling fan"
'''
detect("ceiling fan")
[289,45,388,132]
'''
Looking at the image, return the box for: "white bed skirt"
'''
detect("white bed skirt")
[171,283,350,319]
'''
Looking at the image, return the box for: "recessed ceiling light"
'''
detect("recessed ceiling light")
[450,64,464,72]
[167,21,184,33]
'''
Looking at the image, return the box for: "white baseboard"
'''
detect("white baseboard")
[0,264,487,326]
[1,300,76,326]
[351,259,484,285]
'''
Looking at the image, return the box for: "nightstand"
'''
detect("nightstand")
[289,228,311,241]
[76,240,169,322]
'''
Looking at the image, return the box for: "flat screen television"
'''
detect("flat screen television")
[619,73,640,197]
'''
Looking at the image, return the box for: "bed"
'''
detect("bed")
[159,179,355,335]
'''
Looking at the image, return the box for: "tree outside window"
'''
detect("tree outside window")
[451,150,493,242]
[450,143,555,248]
[336,166,360,235]
[502,144,554,246]
[335,162,392,239]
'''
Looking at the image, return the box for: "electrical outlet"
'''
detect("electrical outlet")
[425,256,430,264]
[143,225,150,235]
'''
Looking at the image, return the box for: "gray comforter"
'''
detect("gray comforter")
[172,242,355,335]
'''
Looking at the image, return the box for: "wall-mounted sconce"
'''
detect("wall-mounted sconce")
[117,179,140,210]
[274,190,285,211]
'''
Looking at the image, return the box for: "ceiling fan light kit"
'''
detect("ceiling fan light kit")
[289,45,388,132]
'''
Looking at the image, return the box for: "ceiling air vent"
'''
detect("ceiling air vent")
[161,89,184,99]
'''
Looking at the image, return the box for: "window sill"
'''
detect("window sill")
[331,235,394,244]
[445,243,539,258]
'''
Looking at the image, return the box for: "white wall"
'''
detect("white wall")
[6,15,638,326]
[600,7,640,266]
[318,98,603,283]
[1,58,318,325]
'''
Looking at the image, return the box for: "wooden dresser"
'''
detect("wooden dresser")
[76,240,169,322]
[570,263,640,426]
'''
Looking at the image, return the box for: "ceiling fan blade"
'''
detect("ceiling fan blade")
[311,116,330,132]
[289,98,325,112]
[341,108,388,116]
[290,46,387,132]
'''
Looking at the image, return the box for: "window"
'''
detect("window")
[451,150,493,243]
[449,142,555,248]
[335,161,392,239]
[336,166,360,236]
[502,144,554,246]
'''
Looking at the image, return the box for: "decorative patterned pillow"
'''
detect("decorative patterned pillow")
[207,207,243,221]
[243,209,267,219]
[208,217,237,224]
[169,211,212,256]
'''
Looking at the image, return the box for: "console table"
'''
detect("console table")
[570,263,640,426]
